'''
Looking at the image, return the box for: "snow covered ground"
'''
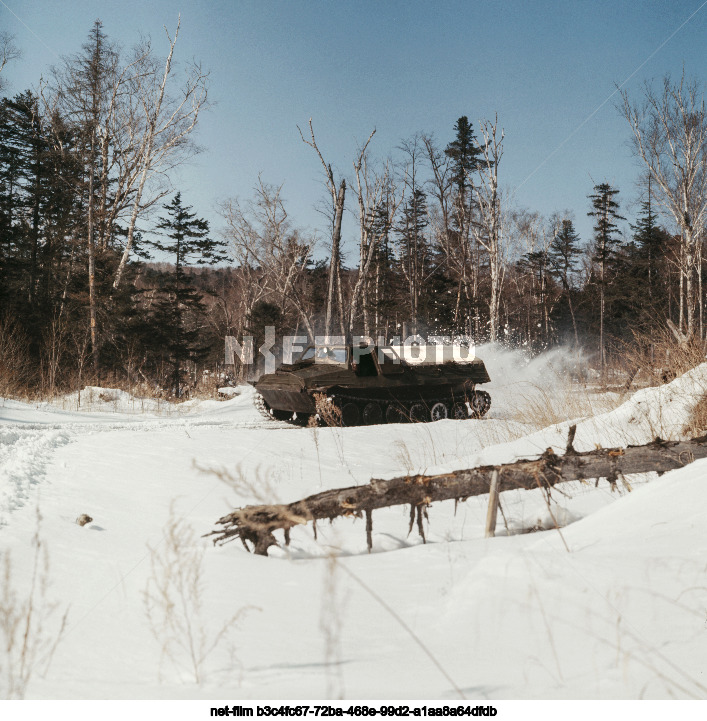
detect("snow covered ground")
[1,351,707,700]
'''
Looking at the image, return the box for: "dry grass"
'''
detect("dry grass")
[505,379,622,431]
[612,328,707,391]
[681,393,707,438]
[319,550,346,699]
[313,392,342,427]
[144,504,255,685]
[0,510,68,699]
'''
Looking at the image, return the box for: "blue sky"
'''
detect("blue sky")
[2,0,707,261]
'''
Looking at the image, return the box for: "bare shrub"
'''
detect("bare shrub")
[203,463,281,505]
[393,439,415,476]
[144,506,255,685]
[0,316,35,398]
[614,328,707,391]
[0,511,68,699]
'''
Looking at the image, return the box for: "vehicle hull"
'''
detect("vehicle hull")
[253,350,492,424]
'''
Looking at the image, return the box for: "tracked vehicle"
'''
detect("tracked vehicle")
[253,341,491,426]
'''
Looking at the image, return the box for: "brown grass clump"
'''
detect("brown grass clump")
[313,392,342,427]
[681,393,707,439]
[613,327,707,391]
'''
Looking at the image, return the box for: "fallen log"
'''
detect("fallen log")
[207,428,707,555]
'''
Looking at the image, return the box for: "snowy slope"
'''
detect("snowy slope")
[0,364,706,699]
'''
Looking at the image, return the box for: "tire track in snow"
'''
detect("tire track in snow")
[3,418,292,433]
[0,415,293,528]
[0,426,73,527]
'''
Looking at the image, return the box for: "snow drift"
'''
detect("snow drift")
[0,357,706,699]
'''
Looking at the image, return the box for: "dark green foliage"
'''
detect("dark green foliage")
[610,188,673,336]
[548,220,583,345]
[588,183,624,270]
[587,183,625,370]
[444,116,483,196]
[146,193,228,396]
[549,220,582,287]
[246,301,282,343]
[628,186,671,302]
[396,189,429,273]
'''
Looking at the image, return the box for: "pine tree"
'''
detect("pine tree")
[0,91,64,332]
[3,92,49,306]
[613,181,671,333]
[629,179,666,300]
[52,20,122,373]
[588,183,624,374]
[549,219,582,346]
[444,116,484,330]
[0,97,24,300]
[445,116,483,198]
[149,193,227,397]
[395,187,429,329]
[365,197,395,336]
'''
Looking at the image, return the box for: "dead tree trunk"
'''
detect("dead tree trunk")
[208,429,707,555]
[298,120,351,339]
[325,179,346,337]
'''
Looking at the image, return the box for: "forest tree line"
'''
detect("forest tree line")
[0,22,705,396]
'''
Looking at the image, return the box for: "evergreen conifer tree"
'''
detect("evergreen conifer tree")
[444,116,484,329]
[588,183,624,373]
[614,180,671,333]
[149,193,227,397]
[4,92,49,306]
[549,219,582,346]
[395,187,429,328]
[445,116,483,198]
[629,179,667,299]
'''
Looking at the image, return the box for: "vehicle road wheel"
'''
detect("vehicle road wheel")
[430,402,449,422]
[409,402,427,423]
[451,402,468,420]
[385,404,405,424]
[362,402,383,426]
[340,402,361,427]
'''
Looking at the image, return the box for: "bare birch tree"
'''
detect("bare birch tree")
[471,116,505,342]
[298,119,347,338]
[0,32,20,93]
[620,73,707,339]
[422,134,467,324]
[221,179,318,339]
[113,17,209,291]
[396,134,430,332]
[49,20,121,373]
[349,138,404,337]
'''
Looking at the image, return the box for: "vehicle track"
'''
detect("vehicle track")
[0,426,72,526]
